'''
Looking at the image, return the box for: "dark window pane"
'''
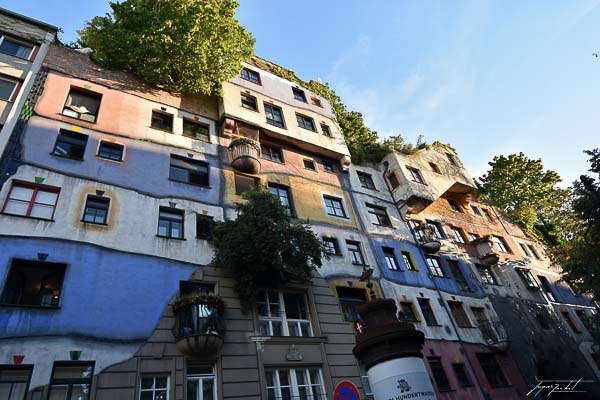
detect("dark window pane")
[183,120,209,141]
[0,259,66,307]
[62,89,101,123]
[170,155,209,186]
[264,104,284,128]
[151,111,173,131]
[241,93,257,110]
[0,38,33,59]
[303,159,316,171]
[0,78,17,101]
[235,174,258,195]
[53,130,88,160]
[83,196,110,224]
[97,141,123,161]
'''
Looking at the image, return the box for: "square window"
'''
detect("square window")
[516,268,538,289]
[296,114,316,131]
[492,236,510,253]
[470,205,482,216]
[451,227,466,243]
[292,87,307,102]
[337,287,367,322]
[429,162,441,174]
[400,302,418,322]
[322,237,340,255]
[482,208,494,222]
[407,166,425,184]
[264,103,285,128]
[321,124,331,137]
[387,171,400,189]
[265,368,325,400]
[303,159,316,171]
[53,129,88,160]
[417,298,438,325]
[186,363,216,400]
[240,68,261,84]
[234,174,259,195]
[428,357,452,391]
[0,37,33,59]
[268,183,293,215]
[196,214,214,239]
[322,159,335,173]
[346,241,366,265]
[452,363,473,387]
[323,196,346,218]
[476,353,508,387]
[62,88,101,123]
[151,110,173,131]
[366,204,392,227]
[477,264,498,285]
[311,97,322,107]
[0,77,18,101]
[257,291,312,337]
[261,144,283,163]
[519,243,531,257]
[382,247,399,270]
[2,181,60,220]
[426,256,445,277]
[183,119,209,141]
[170,155,209,187]
[48,362,95,400]
[241,93,258,110]
[140,375,169,400]
[97,141,124,161]
[357,172,375,190]
[447,199,462,213]
[401,251,417,271]
[0,259,66,307]
[158,207,184,239]
[0,365,33,400]
[425,220,445,239]
[528,245,541,259]
[448,301,472,327]
[82,196,109,225]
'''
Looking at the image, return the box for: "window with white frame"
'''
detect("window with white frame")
[426,256,445,277]
[257,291,312,337]
[265,368,326,400]
[186,364,216,400]
[140,376,169,400]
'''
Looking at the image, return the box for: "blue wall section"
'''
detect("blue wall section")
[549,283,595,307]
[0,237,196,340]
[372,237,485,298]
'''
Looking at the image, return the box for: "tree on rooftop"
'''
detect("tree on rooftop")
[78,0,255,95]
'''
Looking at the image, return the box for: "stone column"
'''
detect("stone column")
[353,299,437,400]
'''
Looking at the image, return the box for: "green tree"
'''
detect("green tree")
[212,190,325,312]
[478,152,571,245]
[78,0,254,95]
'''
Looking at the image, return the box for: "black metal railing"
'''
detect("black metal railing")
[478,318,508,346]
[174,303,225,338]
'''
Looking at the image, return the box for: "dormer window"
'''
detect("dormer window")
[240,68,261,84]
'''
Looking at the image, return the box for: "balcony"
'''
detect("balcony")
[413,223,441,254]
[478,318,509,352]
[229,137,261,174]
[472,237,499,266]
[172,294,225,358]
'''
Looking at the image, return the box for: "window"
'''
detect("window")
[426,256,444,277]
[470,205,482,216]
[382,247,399,270]
[0,37,33,59]
[151,110,173,131]
[426,220,445,239]
[538,275,556,301]
[469,232,479,241]
[452,363,473,387]
[482,208,494,222]
[140,375,169,400]
[62,88,101,123]
[447,199,462,213]
[451,227,466,243]
[186,364,216,400]
[387,171,400,189]
[427,357,451,391]
[170,155,209,186]
[408,220,426,242]
[476,353,508,387]
[516,268,538,289]
[417,298,438,326]
[265,368,326,400]
[240,93,257,110]
[2,182,60,220]
[528,245,541,259]
[264,103,285,128]
[53,129,88,160]
[321,123,331,137]
[296,114,316,131]
[261,144,283,162]
[97,141,124,161]
[447,301,472,327]
[1,259,66,307]
[158,207,184,239]
[240,68,260,84]
[562,311,581,334]
[257,291,312,337]
[492,236,510,253]
[401,251,417,271]
[400,302,418,322]
[357,172,376,190]
[82,196,109,225]
[183,119,210,141]
[477,264,498,285]
[347,241,366,265]
[366,204,392,227]
[0,365,33,400]
[448,260,470,291]
[323,196,346,218]
[196,214,213,239]
[268,183,293,215]
[519,243,531,257]
[446,153,458,166]
[322,159,334,173]
[322,237,340,255]
[0,77,17,101]
[292,87,307,102]
[48,362,95,400]
[429,162,441,174]
[337,287,367,322]
[311,97,322,107]
[407,167,425,184]
[234,174,258,195]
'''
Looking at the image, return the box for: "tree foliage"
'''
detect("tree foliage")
[78,0,255,95]
[212,190,325,312]
[478,152,571,245]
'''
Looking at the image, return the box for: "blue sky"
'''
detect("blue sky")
[4,0,599,184]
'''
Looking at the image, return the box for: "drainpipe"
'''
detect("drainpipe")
[381,159,488,400]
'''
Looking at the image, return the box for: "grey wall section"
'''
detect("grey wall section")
[91,268,364,400]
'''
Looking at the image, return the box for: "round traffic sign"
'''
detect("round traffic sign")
[333,380,361,400]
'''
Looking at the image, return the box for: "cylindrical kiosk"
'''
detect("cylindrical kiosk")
[353,298,437,400]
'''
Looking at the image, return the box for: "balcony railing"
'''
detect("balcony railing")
[413,223,441,254]
[173,295,225,358]
[471,237,500,266]
[229,137,261,174]
[478,318,509,352]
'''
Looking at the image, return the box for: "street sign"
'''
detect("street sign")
[333,380,361,400]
